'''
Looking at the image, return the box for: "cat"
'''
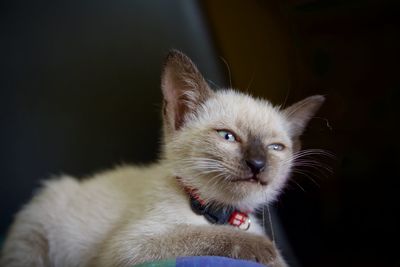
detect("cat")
[0,50,324,267]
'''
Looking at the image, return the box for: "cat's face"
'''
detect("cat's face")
[162,50,324,210]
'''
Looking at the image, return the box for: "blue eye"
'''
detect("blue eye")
[217,130,236,142]
[268,143,285,151]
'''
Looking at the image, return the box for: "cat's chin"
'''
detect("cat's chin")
[230,175,269,186]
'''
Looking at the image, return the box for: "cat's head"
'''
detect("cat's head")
[161,50,324,211]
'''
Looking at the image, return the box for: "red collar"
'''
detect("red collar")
[177,177,251,231]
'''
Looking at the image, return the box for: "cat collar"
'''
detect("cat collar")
[177,178,251,231]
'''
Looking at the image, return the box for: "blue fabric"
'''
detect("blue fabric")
[176,256,266,267]
[133,256,267,267]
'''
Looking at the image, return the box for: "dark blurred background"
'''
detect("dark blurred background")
[1,1,399,267]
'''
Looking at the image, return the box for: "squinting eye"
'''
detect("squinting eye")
[268,143,285,151]
[217,130,236,142]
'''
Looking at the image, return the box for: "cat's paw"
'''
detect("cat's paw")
[228,232,278,266]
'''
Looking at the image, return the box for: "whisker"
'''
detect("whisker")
[291,170,321,188]
[245,71,256,93]
[288,179,306,192]
[219,56,233,88]
[265,199,275,244]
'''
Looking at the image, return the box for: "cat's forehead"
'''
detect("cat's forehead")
[202,90,289,139]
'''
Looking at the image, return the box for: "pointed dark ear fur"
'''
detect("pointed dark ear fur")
[161,50,213,134]
[284,95,325,138]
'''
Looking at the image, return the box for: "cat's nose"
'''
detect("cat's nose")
[245,158,266,174]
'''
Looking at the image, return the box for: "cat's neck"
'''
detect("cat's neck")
[175,176,252,230]
[176,176,252,212]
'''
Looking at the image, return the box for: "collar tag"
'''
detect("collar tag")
[189,194,251,230]
[229,211,251,230]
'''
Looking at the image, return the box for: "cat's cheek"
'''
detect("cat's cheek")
[214,138,239,150]
[268,167,291,192]
[215,142,242,164]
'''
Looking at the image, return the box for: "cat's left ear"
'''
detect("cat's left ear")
[283,95,325,137]
[161,50,214,132]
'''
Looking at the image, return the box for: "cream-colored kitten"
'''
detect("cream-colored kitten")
[1,50,324,267]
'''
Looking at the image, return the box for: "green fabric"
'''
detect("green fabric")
[133,259,176,267]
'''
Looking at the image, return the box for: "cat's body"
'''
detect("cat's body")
[1,51,324,267]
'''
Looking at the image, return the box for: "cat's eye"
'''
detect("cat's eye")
[217,130,236,142]
[268,143,285,151]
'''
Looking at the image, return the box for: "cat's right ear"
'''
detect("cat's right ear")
[161,50,213,132]
[283,95,325,137]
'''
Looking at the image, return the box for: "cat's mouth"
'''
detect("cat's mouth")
[231,175,268,186]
